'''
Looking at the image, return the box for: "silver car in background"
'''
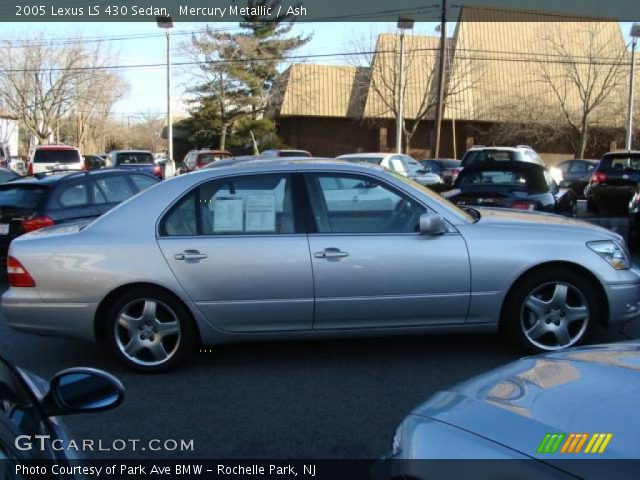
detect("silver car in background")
[337,153,444,187]
[2,159,640,372]
[374,341,640,480]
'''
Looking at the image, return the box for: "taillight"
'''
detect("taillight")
[27,162,33,175]
[81,162,86,171]
[153,165,162,176]
[21,216,55,233]
[511,201,536,211]
[590,171,607,184]
[7,256,35,287]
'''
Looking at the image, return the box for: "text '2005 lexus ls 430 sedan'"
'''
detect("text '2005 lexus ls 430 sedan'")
[2,159,640,372]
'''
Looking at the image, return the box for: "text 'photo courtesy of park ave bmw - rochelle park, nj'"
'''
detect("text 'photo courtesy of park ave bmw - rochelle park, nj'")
[0,1,640,479]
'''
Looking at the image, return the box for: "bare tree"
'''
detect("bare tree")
[535,22,628,158]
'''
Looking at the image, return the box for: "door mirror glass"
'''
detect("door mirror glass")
[419,213,447,235]
[44,368,124,416]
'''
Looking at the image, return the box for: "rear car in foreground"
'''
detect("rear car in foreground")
[586,151,640,215]
[443,161,576,216]
[374,341,640,480]
[2,159,639,372]
[0,169,158,270]
[0,353,123,473]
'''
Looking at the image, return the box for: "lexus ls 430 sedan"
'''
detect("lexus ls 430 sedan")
[2,159,640,372]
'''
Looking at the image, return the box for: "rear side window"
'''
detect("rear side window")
[0,186,47,209]
[116,152,154,165]
[130,175,158,191]
[601,156,640,172]
[95,176,135,203]
[33,149,80,164]
[59,184,88,207]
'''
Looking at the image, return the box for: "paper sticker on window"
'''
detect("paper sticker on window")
[245,193,276,232]
[213,196,244,233]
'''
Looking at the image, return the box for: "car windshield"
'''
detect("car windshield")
[340,156,384,165]
[116,152,154,164]
[602,156,640,172]
[0,185,47,209]
[33,149,80,164]
[387,171,475,222]
[456,168,547,193]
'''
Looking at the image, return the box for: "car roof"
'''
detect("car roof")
[35,144,78,151]
[337,152,391,158]
[459,160,545,172]
[110,150,153,154]
[6,168,156,186]
[196,157,385,173]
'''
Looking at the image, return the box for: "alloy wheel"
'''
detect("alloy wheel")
[520,281,589,350]
[114,299,181,367]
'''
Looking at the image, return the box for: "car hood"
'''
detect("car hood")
[472,206,618,239]
[412,342,640,461]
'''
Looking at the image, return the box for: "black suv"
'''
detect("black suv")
[586,151,640,215]
[0,169,159,268]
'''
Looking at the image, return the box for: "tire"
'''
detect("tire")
[103,287,197,373]
[502,267,601,354]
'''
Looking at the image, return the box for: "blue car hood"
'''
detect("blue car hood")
[412,342,640,459]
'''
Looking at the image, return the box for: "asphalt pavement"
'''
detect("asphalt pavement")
[1,291,638,460]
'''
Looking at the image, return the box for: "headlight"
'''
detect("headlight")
[391,424,402,456]
[587,240,631,270]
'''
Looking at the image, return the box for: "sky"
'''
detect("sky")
[5,20,638,121]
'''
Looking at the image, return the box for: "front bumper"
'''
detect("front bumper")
[607,280,640,325]
[2,289,97,342]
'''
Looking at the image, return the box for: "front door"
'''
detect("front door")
[157,173,314,332]
[304,172,470,329]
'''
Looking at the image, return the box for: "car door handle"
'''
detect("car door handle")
[174,250,208,261]
[314,248,349,259]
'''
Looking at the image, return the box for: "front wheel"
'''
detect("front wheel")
[502,268,601,353]
[104,287,196,372]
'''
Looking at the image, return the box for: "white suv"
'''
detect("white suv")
[29,145,83,175]
[460,145,545,168]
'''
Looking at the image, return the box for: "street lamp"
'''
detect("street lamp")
[626,23,640,151]
[396,16,414,153]
[156,15,175,177]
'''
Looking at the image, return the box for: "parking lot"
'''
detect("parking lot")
[1,279,638,460]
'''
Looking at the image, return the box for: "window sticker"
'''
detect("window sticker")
[245,193,276,232]
[212,195,244,233]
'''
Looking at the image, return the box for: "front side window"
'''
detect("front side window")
[160,174,295,236]
[305,173,426,234]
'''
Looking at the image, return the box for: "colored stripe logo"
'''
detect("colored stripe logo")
[537,433,613,454]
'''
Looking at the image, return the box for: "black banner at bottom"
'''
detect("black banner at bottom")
[3,459,640,480]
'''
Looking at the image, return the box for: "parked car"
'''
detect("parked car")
[586,151,640,215]
[443,161,577,216]
[420,158,461,185]
[337,153,444,187]
[0,168,19,185]
[0,352,123,469]
[260,149,311,158]
[3,159,638,372]
[28,145,83,175]
[460,146,545,168]
[0,169,159,271]
[373,341,640,480]
[552,159,598,198]
[8,156,26,176]
[181,149,233,173]
[107,150,163,180]
[82,155,106,170]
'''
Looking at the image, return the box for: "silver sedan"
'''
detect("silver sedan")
[2,159,640,372]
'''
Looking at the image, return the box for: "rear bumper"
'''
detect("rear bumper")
[2,290,97,342]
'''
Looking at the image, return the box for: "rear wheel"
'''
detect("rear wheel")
[502,268,601,353]
[104,287,196,372]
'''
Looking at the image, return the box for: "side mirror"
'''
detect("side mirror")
[42,368,124,417]
[419,213,447,235]
[558,180,571,189]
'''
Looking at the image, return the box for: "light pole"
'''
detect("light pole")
[396,16,414,153]
[626,24,640,151]
[157,15,175,177]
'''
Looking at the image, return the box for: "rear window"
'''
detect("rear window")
[456,168,547,193]
[116,152,154,165]
[197,154,224,166]
[0,186,47,209]
[33,149,80,164]
[601,155,640,172]
[462,150,517,166]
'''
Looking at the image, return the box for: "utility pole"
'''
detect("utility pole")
[626,24,640,150]
[396,17,414,153]
[433,0,447,159]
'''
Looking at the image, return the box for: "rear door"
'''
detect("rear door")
[91,174,138,215]
[50,181,101,223]
[157,172,314,332]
